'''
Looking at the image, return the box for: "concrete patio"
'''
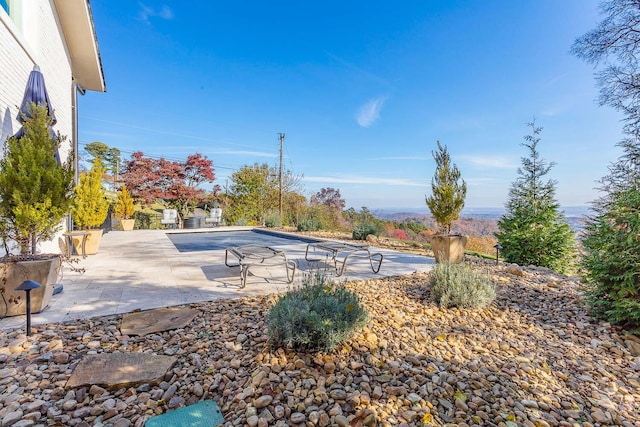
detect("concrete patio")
[0,227,435,330]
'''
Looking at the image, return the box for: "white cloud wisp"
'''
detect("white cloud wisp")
[139,4,174,22]
[356,97,385,128]
[304,174,423,187]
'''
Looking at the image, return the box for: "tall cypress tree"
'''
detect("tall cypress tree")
[425,141,467,234]
[495,121,575,272]
[0,104,74,255]
[72,158,109,229]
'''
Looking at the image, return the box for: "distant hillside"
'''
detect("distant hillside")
[375,206,590,236]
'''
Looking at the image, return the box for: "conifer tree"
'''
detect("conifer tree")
[581,136,640,332]
[0,104,74,255]
[495,121,575,272]
[72,158,109,229]
[572,0,640,333]
[115,185,135,220]
[425,141,467,233]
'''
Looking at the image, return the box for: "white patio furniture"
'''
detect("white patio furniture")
[160,209,178,228]
[204,208,222,227]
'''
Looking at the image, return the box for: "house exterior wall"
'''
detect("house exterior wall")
[0,1,72,151]
[0,1,75,254]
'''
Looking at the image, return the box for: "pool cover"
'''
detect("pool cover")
[167,230,318,252]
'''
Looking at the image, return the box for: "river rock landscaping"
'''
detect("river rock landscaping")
[0,258,639,427]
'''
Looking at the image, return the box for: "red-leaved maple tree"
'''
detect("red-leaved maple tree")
[121,152,219,225]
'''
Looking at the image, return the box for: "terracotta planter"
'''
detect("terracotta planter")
[120,219,135,231]
[429,234,468,264]
[74,229,103,255]
[0,256,60,316]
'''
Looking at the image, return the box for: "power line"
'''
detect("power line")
[79,116,270,151]
[78,141,240,170]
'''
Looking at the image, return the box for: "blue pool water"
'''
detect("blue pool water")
[167,229,319,252]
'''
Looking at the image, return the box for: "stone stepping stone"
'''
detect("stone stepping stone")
[146,400,225,427]
[66,353,177,389]
[121,306,199,335]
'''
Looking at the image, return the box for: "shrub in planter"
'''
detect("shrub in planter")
[72,158,109,229]
[429,262,495,309]
[425,141,467,234]
[71,158,109,253]
[0,103,75,315]
[115,185,136,231]
[0,103,75,256]
[425,141,468,263]
[267,273,368,351]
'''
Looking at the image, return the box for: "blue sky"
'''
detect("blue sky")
[79,0,624,210]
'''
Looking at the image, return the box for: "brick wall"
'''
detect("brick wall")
[0,2,74,255]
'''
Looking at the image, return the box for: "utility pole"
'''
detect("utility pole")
[115,158,119,189]
[278,133,284,219]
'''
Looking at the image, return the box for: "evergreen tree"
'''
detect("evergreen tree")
[495,121,575,272]
[115,185,135,220]
[72,158,109,229]
[0,104,74,255]
[581,136,640,332]
[425,141,467,233]
[572,0,640,333]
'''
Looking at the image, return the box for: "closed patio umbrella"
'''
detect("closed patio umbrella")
[14,65,60,163]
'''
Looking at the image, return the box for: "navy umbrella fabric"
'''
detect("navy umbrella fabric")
[14,65,60,163]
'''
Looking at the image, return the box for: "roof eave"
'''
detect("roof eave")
[52,0,106,92]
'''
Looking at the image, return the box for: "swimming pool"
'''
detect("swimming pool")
[167,229,320,252]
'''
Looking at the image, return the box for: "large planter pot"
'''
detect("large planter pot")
[74,229,103,255]
[0,256,60,317]
[120,219,135,231]
[430,234,468,264]
[183,217,202,229]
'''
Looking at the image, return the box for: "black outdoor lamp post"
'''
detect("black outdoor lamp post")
[15,280,41,336]
[493,244,503,265]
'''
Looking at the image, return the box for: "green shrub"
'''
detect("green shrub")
[298,219,321,232]
[429,262,495,309]
[264,211,282,228]
[134,211,154,229]
[352,223,379,240]
[267,273,368,351]
[234,217,249,226]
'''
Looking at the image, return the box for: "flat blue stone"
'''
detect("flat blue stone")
[145,400,225,427]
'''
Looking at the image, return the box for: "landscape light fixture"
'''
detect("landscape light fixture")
[15,280,41,336]
[493,244,503,265]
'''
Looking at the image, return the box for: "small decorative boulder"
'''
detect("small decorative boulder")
[625,336,640,356]
[505,263,525,277]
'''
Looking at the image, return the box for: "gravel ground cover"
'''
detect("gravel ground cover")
[1,257,639,427]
